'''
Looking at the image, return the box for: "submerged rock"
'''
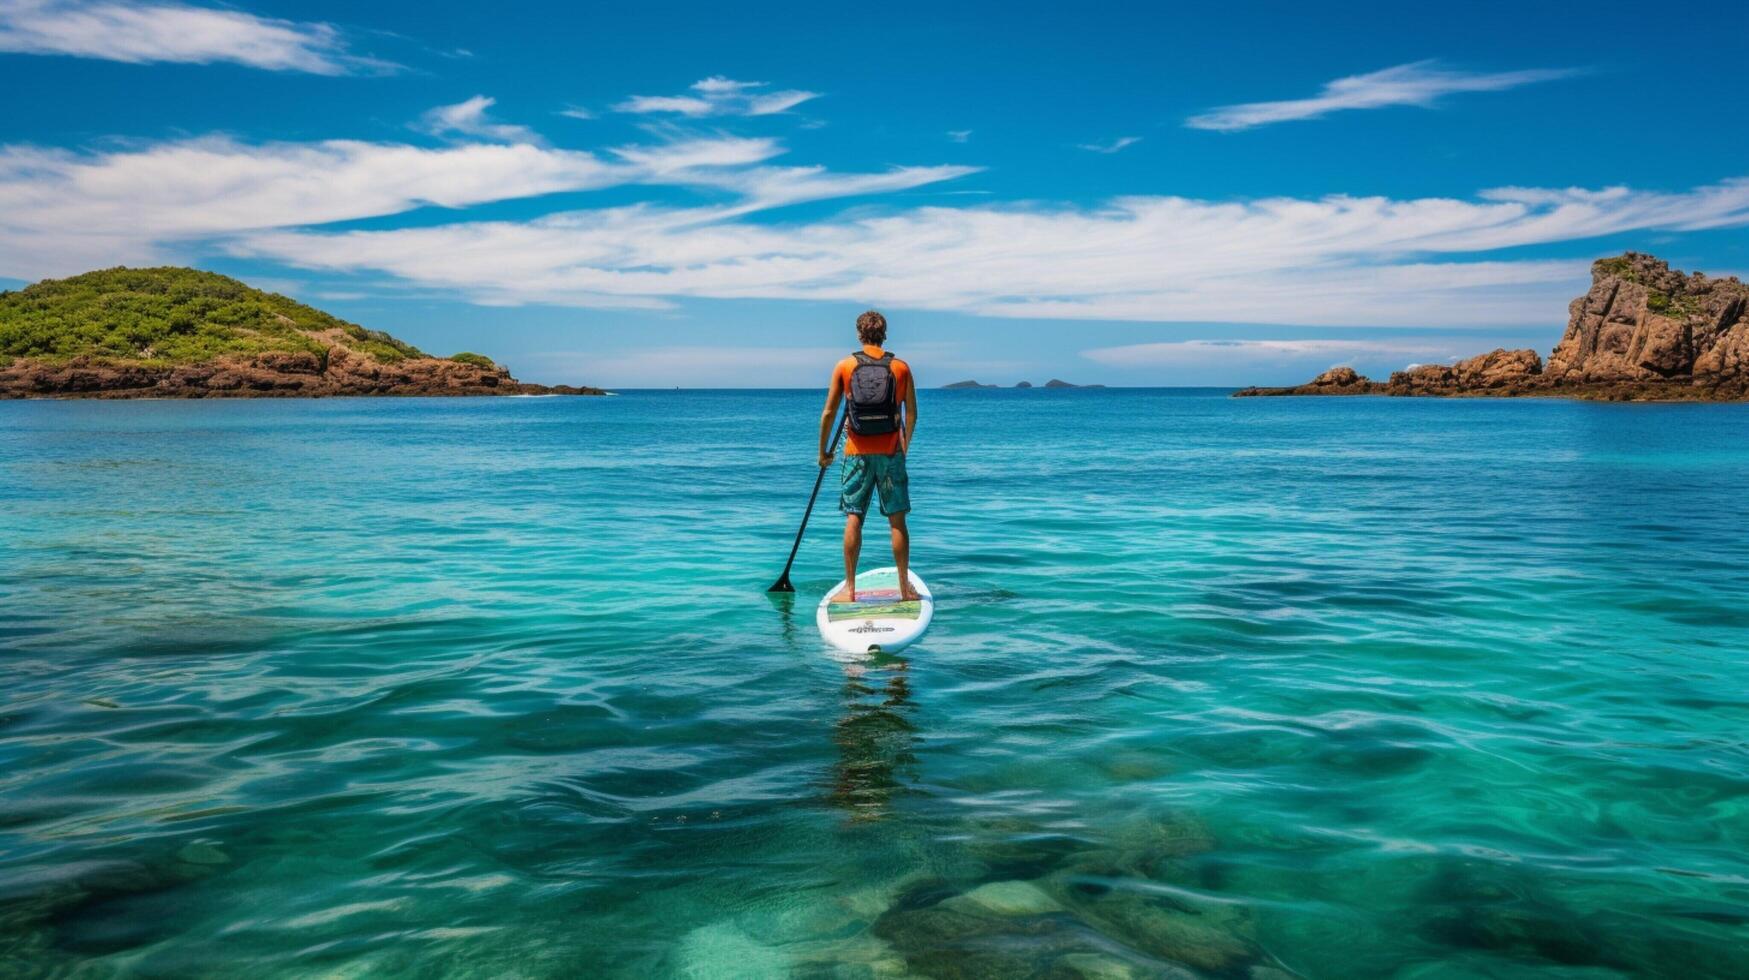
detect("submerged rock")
[1055,952,1156,979]
[947,880,1064,917]
[175,842,230,866]
[672,921,792,979]
[1065,890,1256,973]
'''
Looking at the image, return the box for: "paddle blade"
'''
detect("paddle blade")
[767,572,795,593]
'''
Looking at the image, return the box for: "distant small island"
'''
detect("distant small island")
[941,378,1105,389]
[0,267,604,399]
[1236,253,1749,402]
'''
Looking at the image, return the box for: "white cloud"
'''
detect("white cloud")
[1186,61,1578,131]
[1078,136,1140,154]
[946,130,973,143]
[232,178,1749,325]
[607,135,785,175]
[551,346,847,387]
[1077,336,1478,384]
[615,76,820,117]
[6,80,1747,332]
[1082,338,1456,366]
[0,129,970,280]
[673,163,981,211]
[420,96,543,144]
[0,0,390,74]
[558,105,594,120]
[616,95,715,116]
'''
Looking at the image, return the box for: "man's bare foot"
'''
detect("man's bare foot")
[899,584,922,602]
[831,585,857,604]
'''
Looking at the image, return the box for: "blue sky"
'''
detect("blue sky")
[2,0,1746,386]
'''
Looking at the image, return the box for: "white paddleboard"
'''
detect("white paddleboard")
[816,566,933,655]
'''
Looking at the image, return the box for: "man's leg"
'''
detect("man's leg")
[888,512,920,601]
[833,512,863,603]
[877,452,920,601]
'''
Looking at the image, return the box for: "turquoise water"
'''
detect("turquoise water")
[2,389,1747,978]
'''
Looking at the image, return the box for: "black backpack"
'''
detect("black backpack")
[846,351,900,436]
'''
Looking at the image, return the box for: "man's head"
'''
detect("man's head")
[856,310,887,347]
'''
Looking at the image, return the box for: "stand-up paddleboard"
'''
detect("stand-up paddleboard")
[816,566,933,655]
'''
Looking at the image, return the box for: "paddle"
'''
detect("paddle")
[768,407,847,593]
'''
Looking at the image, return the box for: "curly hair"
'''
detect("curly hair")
[856,310,887,346]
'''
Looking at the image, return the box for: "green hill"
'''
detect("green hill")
[0,267,427,366]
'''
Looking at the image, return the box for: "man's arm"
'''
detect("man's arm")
[901,367,918,452]
[819,368,843,468]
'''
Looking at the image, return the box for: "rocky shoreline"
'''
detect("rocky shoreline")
[0,349,604,399]
[1236,253,1749,402]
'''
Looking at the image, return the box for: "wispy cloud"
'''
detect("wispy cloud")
[551,346,847,387]
[229,170,1749,323]
[0,130,970,280]
[947,130,973,143]
[1078,337,1475,384]
[1082,338,1455,365]
[420,96,542,144]
[558,105,594,121]
[1077,136,1141,154]
[4,63,1744,330]
[1186,61,1578,131]
[615,76,819,117]
[233,177,1749,324]
[0,0,391,74]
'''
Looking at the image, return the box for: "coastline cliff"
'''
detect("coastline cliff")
[1236,253,1749,401]
[0,267,604,399]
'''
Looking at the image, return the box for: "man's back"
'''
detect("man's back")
[833,345,912,456]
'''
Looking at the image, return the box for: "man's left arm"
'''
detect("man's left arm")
[901,365,918,452]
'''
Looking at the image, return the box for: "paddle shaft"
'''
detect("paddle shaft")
[767,408,847,592]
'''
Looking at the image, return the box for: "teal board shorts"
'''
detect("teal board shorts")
[840,452,910,517]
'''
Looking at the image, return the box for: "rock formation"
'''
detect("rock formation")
[0,348,603,399]
[1236,253,1749,401]
[1548,253,1748,388]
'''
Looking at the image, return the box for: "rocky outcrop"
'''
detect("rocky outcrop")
[1549,253,1749,387]
[1237,253,1749,401]
[1384,347,1543,395]
[1043,378,1106,388]
[941,379,999,389]
[1236,365,1385,396]
[0,348,604,399]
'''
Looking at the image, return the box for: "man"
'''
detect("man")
[820,310,920,603]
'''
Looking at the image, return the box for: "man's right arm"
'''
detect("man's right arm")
[819,367,843,468]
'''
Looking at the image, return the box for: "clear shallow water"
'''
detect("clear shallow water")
[2,389,1747,979]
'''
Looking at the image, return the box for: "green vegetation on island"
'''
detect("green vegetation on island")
[0,267,430,366]
[0,266,604,398]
